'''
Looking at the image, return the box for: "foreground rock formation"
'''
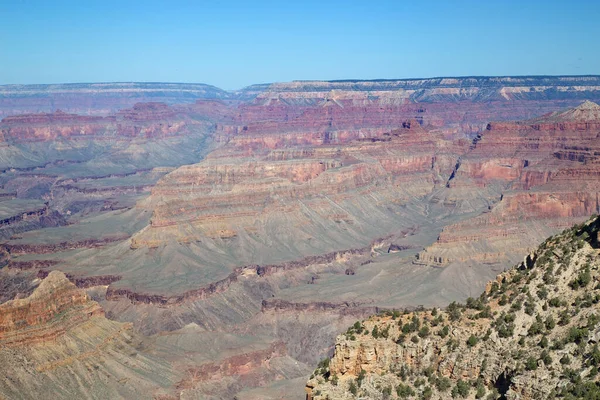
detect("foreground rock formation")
[307,215,600,399]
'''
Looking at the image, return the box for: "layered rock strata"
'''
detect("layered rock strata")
[417,101,600,268]
[0,271,178,399]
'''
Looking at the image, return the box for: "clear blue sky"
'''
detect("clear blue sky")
[0,0,598,89]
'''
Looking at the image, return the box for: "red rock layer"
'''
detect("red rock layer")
[176,341,287,390]
[0,271,103,346]
[132,121,452,248]
[0,102,205,142]
[419,101,600,267]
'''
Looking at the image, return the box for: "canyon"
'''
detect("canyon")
[0,76,599,399]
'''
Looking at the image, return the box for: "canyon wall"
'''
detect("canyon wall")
[418,100,600,270]
[1,78,600,399]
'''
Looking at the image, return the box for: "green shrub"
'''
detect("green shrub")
[419,326,430,338]
[357,369,366,387]
[565,326,589,344]
[495,313,516,338]
[498,294,508,306]
[525,356,538,371]
[524,302,535,315]
[510,300,523,312]
[475,383,486,399]
[549,297,562,307]
[467,335,479,347]
[589,345,600,367]
[349,380,358,395]
[537,286,549,299]
[448,302,463,321]
[435,376,452,392]
[396,383,415,398]
[558,310,571,326]
[588,314,600,329]
[476,306,493,319]
[317,357,330,369]
[466,297,485,310]
[540,350,552,366]
[528,321,544,336]
[439,325,449,338]
[372,325,379,338]
[451,379,470,398]
[381,325,390,339]
[570,267,592,289]
[422,386,433,400]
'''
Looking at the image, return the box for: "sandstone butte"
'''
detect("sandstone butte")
[306,215,600,399]
[0,79,600,399]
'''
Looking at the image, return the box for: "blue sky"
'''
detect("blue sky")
[0,0,598,89]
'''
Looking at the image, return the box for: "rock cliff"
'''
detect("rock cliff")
[307,215,600,399]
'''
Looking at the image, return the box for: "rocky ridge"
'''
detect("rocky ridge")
[307,215,600,399]
[0,271,179,399]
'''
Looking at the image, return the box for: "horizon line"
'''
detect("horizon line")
[1,74,600,92]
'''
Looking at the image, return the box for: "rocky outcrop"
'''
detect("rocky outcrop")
[221,77,600,145]
[32,270,122,289]
[0,270,180,399]
[4,235,129,255]
[176,341,287,390]
[0,82,231,118]
[308,215,600,399]
[0,271,102,346]
[261,299,379,317]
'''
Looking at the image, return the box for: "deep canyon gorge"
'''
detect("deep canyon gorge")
[1,76,600,399]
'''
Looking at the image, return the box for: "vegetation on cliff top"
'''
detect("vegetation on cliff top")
[307,215,600,399]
